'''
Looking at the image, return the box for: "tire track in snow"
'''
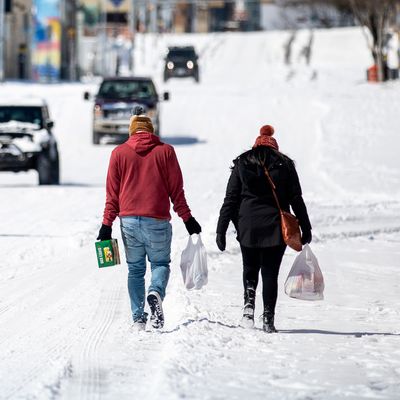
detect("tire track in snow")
[0,266,103,399]
[0,257,97,347]
[2,331,73,400]
[314,225,400,243]
[0,305,10,316]
[309,200,400,243]
[62,279,123,400]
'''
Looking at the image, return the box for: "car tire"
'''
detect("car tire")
[93,131,101,145]
[194,72,200,83]
[37,150,60,185]
[163,72,169,82]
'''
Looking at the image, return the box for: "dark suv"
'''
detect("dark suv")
[84,77,169,144]
[0,99,60,185]
[164,46,199,83]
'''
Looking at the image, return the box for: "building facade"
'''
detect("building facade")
[4,0,32,79]
[2,0,79,81]
[172,1,260,33]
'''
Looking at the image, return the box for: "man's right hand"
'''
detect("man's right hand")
[184,217,202,235]
[216,233,226,251]
[97,224,112,241]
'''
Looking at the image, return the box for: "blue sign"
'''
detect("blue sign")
[109,0,124,7]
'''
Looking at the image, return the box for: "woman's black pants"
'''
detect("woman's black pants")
[240,244,286,314]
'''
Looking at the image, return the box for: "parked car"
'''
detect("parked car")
[0,99,60,185]
[84,77,169,145]
[164,46,200,83]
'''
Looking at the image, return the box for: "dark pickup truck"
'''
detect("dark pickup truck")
[84,77,169,144]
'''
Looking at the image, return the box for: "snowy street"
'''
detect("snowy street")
[0,28,400,399]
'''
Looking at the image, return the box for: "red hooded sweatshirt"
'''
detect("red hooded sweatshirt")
[102,132,192,226]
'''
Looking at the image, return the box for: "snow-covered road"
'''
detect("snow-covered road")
[1,28,399,400]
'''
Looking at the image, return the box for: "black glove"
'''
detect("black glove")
[184,217,202,235]
[97,224,112,241]
[301,229,312,245]
[216,233,226,251]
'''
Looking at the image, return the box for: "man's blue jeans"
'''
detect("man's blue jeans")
[120,216,172,322]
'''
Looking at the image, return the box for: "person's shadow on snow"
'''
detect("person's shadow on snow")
[279,329,399,337]
[159,321,400,337]
[160,318,237,334]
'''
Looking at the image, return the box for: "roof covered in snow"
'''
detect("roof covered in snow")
[0,97,47,107]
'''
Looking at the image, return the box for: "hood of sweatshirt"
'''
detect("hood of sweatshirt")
[126,132,162,155]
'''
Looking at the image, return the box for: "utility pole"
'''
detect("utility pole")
[77,8,84,78]
[150,0,157,33]
[130,0,136,73]
[101,0,107,76]
[0,0,4,81]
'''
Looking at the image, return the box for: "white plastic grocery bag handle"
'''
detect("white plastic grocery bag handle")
[186,234,203,246]
[304,244,315,272]
[192,233,202,244]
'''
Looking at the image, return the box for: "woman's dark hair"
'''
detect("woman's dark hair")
[237,146,294,169]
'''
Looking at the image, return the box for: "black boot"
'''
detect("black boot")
[262,307,277,333]
[240,282,256,328]
[147,291,164,329]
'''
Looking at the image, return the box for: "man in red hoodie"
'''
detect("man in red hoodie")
[97,107,201,330]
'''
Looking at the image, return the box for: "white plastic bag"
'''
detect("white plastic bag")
[180,234,208,290]
[284,244,324,301]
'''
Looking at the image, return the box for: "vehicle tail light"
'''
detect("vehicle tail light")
[94,105,102,118]
[147,108,157,120]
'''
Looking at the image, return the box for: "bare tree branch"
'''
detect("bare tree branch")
[287,0,400,81]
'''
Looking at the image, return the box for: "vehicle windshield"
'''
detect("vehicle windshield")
[0,106,43,127]
[98,80,156,99]
[168,49,196,58]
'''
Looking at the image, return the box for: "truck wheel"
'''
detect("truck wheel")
[93,131,101,145]
[37,151,60,185]
[194,72,200,83]
[155,120,161,137]
[163,72,169,82]
[50,152,60,184]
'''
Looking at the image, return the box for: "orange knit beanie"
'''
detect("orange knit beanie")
[253,125,279,151]
[129,114,154,136]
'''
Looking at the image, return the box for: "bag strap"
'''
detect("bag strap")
[263,167,283,213]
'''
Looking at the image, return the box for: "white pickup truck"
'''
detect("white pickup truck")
[0,98,60,185]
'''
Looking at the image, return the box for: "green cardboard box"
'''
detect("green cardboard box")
[95,239,121,268]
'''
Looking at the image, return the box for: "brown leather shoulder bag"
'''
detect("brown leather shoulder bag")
[263,167,302,252]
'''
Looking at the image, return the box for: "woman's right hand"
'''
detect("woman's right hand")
[216,233,226,251]
[301,230,312,245]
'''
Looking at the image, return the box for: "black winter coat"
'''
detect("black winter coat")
[217,147,311,248]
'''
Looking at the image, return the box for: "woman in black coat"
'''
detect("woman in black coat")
[216,125,312,333]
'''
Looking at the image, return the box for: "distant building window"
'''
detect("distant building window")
[5,0,12,13]
[106,13,128,24]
